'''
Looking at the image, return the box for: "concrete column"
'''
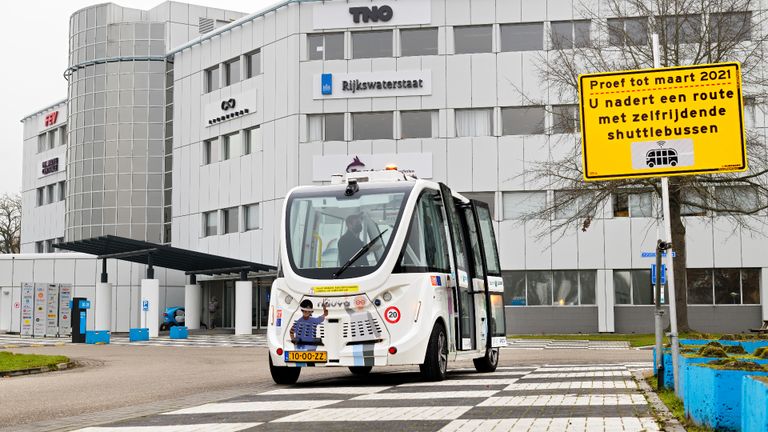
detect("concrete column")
[140,279,160,337]
[185,284,202,330]
[94,282,113,331]
[597,269,616,332]
[235,280,253,335]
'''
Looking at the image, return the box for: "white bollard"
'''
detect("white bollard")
[94,282,112,331]
[235,280,253,335]
[184,284,202,330]
[140,279,160,337]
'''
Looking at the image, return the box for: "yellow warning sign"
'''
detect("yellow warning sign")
[579,62,747,181]
[311,285,359,294]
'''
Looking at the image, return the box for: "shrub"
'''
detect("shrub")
[705,341,724,348]
[724,345,746,354]
[707,359,766,371]
[698,346,729,358]
[754,347,768,359]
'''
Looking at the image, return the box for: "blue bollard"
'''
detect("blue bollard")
[169,326,188,339]
[129,328,149,341]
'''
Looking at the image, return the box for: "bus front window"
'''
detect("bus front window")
[286,186,410,279]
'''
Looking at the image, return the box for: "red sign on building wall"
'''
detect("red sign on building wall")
[44,111,59,127]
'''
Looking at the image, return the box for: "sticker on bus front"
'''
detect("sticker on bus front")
[430,275,442,286]
[310,285,360,294]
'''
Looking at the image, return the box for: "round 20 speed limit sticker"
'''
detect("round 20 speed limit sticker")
[384,306,401,324]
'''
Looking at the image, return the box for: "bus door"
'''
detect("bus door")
[473,203,507,348]
[460,202,489,351]
[438,183,476,351]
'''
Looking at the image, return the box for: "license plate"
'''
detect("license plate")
[285,351,328,363]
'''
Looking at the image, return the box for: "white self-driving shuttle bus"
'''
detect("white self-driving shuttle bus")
[267,168,506,384]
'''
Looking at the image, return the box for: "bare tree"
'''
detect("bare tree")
[0,193,21,254]
[522,0,768,332]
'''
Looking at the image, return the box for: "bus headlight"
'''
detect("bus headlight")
[382,291,392,302]
[285,295,294,305]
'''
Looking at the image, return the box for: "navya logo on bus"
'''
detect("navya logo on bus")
[321,74,333,95]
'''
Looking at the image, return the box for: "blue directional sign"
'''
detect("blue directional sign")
[651,264,667,285]
[142,300,149,312]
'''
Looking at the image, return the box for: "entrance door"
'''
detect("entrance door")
[439,183,476,351]
[461,203,488,351]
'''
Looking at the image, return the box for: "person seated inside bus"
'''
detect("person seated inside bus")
[290,299,328,345]
[338,214,366,266]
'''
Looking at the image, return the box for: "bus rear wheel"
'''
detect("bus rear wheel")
[349,366,372,375]
[420,323,448,381]
[269,355,301,385]
[473,347,499,373]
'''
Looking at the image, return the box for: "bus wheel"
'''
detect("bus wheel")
[473,347,499,373]
[420,323,448,381]
[269,354,301,385]
[349,366,372,375]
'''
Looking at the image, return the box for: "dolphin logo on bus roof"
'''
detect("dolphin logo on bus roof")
[346,156,366,173]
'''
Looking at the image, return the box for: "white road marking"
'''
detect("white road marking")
[399,378,519,387]
[479,394,647,406]
[74,424,262,432]
[504,381,638,390]
[272,406,474,422]
[260,386,390,395]
[162,400,340,415]
[352,390,499,400]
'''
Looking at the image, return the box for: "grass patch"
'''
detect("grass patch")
[645,374,714,432]
[0,351,69,373]
[508,332,725,348]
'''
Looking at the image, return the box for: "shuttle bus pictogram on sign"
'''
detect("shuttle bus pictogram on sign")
[578,62,747,181]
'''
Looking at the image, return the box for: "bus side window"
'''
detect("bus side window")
[463,207,484,279]
[396,191,451,273]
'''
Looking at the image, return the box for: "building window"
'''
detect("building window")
[245,203,259,230]
[454,25,493,54]
[60,125,67,146]
[502,106,545,135]
[608,17,649,46]
[550,20,591,49]
[400,111,437,139]
[45,239,55,253]
[203,138,217,165]
[46,184,55,205]
[503,270,597,306]
[502,191,547,220]
[709,12,751,43]
[37,134,46,153]
[680,188,708,216]
[204,66,219,93]
[553,191,592,220]
[35,241,44,253]
[455,108,493,137]
[612,190,654,217]
[500,23,544,51]
[461,192,496,221]
[400,28,438,56]
[661,15,702,44]
[48,130,56,150]
[36,187,44,206]
[551,104,579,134]
[244,126,260,155]
[203,211,218,237]
[223,207,238,234]
[352,30,393,59]
[353,112,393,140]
[222,132,239,160]
[308,114,345,142]
[688,268,761,305]
[58,181,66,202]
[308,33,344,60]
[224,57,241,86]
[246,50,261,78]
[715,186,760,215]
[614,269,656,305]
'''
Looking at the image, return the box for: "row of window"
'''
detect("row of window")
[502,268,760,306]
[36,182,66,207]
[35,238,64,254]
[204,50,261,93]
[303,106,579,142]
[37,125,67,153]
[202,126,261,165]
[202,204,260,237]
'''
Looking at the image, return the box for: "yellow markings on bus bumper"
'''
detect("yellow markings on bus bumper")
[311,285,359,294]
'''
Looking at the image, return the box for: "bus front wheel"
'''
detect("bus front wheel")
[269,354,301,385]
[473,347,499,373]
[420,323,448,381]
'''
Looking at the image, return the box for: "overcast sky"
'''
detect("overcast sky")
[0,0,276,196]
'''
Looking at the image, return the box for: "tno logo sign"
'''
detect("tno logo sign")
[220,98,236,111]
[349,5,393,23]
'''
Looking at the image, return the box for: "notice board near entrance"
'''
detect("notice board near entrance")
[578,62,746,181]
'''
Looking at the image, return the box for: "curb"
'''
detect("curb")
[1,361,76,378]
[633,369,686,432]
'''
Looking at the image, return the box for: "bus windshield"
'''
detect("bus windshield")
[285,184,411,279]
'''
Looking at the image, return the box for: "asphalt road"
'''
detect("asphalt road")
[1,344,652,431]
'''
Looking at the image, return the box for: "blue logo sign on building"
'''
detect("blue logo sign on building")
[321,73,333,95]
[142,300,149,312]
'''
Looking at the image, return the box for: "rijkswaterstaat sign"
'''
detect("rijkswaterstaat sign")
[313,71,432,99]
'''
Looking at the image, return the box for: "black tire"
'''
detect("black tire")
[473,347,500,373]
[670,160,678,166]
[269,354,301,385]
[349,366,373,375]
[420,322,448,381]
[159,323,168,332]
[648,162,655,168]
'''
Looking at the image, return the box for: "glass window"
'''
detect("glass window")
[662,15,702,44]
[38,134,46,153]
[462,192,496,221]
[401,28,438,56]
[741,269,761,304]
[500,23,544,51]
[308,33,344,60]
[353,112,392,140]
[60,125,68,146]
[608,17,648,46]
[687,268,714,304]
[553,271,579,305]
[246,50,261,78]
[37,187,44,206]
[244,127,260,154]
[46,184,55,204]
[245,203,259,230]
[456,108,493,137]
[48,130,56,149]
[527,271,553,305]
[613,190,654,217]
[203,138,217,165]
[309,114,345,142]
[454,25,492,54]
[551,104,579,134]
[205,66,219,93]
[352,30,392,59]
[632,270,653,305]
[59,181,66,202]
[203,211,217,237]
[223,207,238,234]
[554,191,592,220]
[502,191,546,220]
[476,205,501,276]
[714,268,741,304]
[398,190,451,273]
[681,188,707,216]
[502,271,526,305]
[36,241,44,253]
[613,270,632,304]
[715,186,760,215]
[551,21,590,49]
[223,132,239,159]
[401,111,436,139]
[225,57,240,86]
[580,271,596,305]
[709,12,751,43]
[502,106,545,135]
